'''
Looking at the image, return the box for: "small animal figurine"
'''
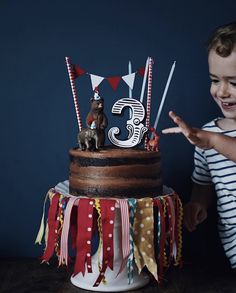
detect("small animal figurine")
[86,89,108,148]
[78,121,99,151]
[146,127,160,151]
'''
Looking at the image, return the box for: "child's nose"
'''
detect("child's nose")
[217,82,230,98]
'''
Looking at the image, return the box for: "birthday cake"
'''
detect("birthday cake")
[36,57,182,290]
[69,146,162,198]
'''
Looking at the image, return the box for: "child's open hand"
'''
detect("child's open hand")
[162,111,213,149]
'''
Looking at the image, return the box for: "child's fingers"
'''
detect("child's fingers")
[169,111,189,130]
[162,127,181,134]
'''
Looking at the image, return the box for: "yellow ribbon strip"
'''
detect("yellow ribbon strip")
[133,198,158,281]
[35,189,55,245]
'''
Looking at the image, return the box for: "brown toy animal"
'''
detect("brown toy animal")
[86,94,108,148]
[78,126,99,151]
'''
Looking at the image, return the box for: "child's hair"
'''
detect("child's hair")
[207,21,236,57]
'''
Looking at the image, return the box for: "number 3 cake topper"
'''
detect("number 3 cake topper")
[108,97,148,148]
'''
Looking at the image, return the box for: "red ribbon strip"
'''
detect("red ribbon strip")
[93,199,116,287]
[165,196,175,265]
[73,198,95,276]
[41,193,60,262]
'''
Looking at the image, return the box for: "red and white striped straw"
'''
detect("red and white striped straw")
[65,57,83,132]
[145,57,153,148]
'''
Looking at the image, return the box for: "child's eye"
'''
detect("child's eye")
[230,81,236,87]
[210,79,219,84]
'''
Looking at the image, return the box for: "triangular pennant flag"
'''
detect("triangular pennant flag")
[138,67,145,76]
[73,64,86,78]
[90,74,104,90]
[107,76,121,91]
[122,72,136,90]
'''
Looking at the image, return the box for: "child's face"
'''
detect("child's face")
[208,48,236,121]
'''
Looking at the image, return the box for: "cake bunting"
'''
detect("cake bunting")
[65,57,176,150]
[36,189,183,286]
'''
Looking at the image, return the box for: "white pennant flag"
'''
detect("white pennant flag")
[90,74,104,90]
[122,72,136,90]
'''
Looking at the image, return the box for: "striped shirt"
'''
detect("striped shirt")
[191,118,236,268]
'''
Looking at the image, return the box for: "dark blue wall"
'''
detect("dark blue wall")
[0,0,235,258]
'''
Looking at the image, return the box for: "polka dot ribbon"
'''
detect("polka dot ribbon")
[133,197,158,281]
[73,198,95,277]
[93,199,116,287]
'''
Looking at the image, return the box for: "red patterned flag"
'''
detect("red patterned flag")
[107,76,121,91]
[73,64,86,78]
[138,67,145,76]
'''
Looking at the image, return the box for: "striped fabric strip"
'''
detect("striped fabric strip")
[59,196,79,266]
[165,196,176,263]
[116,199,130,276]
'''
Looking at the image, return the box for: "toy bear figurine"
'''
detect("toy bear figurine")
[86,89,108,148]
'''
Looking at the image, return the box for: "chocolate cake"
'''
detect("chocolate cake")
[69,146,162,198]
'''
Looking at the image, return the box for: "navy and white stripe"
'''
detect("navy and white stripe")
[192,118,236,268]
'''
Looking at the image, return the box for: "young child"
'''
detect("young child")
[162,21,236,269]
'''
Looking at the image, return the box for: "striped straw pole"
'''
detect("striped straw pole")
[65,57,83,132]
[145,57,153,148]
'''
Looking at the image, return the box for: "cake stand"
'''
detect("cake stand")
[56,180,150,292]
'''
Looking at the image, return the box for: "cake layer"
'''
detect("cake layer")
[69,146,163,198]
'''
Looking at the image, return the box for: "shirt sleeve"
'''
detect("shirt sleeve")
[191,147,213,185]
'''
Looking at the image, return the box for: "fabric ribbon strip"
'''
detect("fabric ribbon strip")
[154,197,166,280]
[165,196,176,265]
[59,196,79,266]
[133,198,158,281]
[116,199,130,277]
[55,195,68,258]
[93,199,116,287]
[174,194,183,266]
[40,192,60,263]
[127,198,136,284]
[35,189,54,245]
[73,198,95,276]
